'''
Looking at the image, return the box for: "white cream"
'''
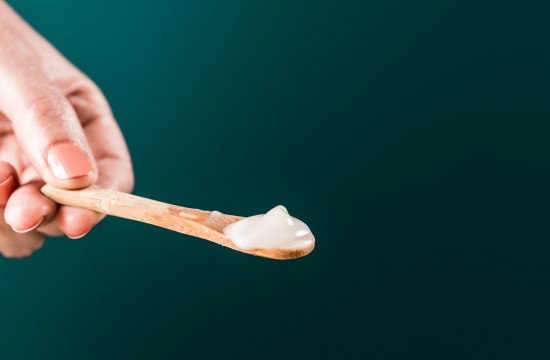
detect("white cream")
[223,205,314,250]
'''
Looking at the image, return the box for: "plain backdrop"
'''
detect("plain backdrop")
[2,1,550,359]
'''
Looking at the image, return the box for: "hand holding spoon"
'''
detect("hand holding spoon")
[41,185,315,260]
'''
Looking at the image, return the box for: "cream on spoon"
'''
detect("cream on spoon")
[223,205,314,251]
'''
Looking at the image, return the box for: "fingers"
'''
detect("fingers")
[0,25,97,190]
[0,161,46,258]
[0,161,18,206]
[53,85,134,239]
[66,83,134,194]
[0,5,134,243]
[56,206,103,239]
[0,211,45,259]
[5,181,57,233]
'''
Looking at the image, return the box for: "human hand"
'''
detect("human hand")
[0,1,134,258]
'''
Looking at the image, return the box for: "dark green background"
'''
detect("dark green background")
[2,0,550,358]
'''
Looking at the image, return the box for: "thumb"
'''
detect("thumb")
[0,28,97,189]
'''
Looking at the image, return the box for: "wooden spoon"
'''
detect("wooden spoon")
[40,184,314,260]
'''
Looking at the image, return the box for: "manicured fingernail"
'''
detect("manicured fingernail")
[0,174,14,188]
[47,142,94,180]
[11,216,45,233]
[0,175,15,202]
[67,226,92,239]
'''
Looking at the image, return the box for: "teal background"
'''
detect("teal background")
[2,1,550,358]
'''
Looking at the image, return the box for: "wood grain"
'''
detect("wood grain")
[41,185,314,260]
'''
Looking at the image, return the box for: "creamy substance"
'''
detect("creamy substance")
[223,206,314,250]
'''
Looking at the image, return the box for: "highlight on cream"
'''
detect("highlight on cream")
[223,205,314,251]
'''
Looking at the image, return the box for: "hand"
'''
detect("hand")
[0,2,134,258]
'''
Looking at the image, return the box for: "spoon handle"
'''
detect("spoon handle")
[40,184,242,238]
[41,184,171,221]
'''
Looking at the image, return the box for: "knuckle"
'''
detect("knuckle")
[23,91,76,132]
[25,91,63,118]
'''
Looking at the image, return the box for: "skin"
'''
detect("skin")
[0,1,134,258]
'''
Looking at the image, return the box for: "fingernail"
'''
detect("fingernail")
[0,174,15,192]
[11,216,45,233]
[47,142,94,180]
[0,174,14,187]
[67,226,92,239]
[0,175,16,205]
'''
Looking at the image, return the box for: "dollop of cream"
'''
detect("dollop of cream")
[223,205,314,250]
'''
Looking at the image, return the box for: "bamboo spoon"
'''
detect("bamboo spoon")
[41,184,314,260]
